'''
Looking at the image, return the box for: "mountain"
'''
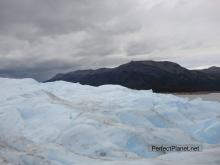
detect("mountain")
[199,66,220,75]
[47,61,220,92]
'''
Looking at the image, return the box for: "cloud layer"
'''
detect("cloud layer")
[0,0,220,80]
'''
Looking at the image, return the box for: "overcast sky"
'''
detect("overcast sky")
[0,0,220,81]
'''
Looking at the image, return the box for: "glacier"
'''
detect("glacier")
[0,78,220,165]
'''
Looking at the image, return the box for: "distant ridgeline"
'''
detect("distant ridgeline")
[46,61,220,93]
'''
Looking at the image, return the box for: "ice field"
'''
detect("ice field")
[0,78,220,165]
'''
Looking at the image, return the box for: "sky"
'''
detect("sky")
[0,0,220,81]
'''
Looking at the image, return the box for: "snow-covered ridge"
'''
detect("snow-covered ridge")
[0,78,220,165]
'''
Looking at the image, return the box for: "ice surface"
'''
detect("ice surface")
[0,78,220,165]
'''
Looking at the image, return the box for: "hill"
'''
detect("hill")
[47,61,220,92]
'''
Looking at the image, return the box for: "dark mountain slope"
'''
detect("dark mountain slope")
[47,61,220,93]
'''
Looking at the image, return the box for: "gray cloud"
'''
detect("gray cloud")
[0,0,220,81]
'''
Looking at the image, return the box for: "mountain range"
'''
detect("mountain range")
[47,61,220,93]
